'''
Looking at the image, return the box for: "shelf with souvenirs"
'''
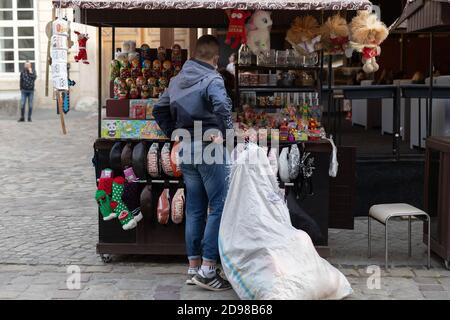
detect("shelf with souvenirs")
[102,42,188,140]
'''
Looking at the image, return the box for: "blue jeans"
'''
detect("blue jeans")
[180,142,230,262]
[21,90,34,120]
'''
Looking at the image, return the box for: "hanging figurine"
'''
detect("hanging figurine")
[348,11,389,73]
[286,16,322,55]
[74,31,89,64]
[321,14,350,55]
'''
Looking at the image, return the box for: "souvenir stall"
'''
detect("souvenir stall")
[53,0,377,262]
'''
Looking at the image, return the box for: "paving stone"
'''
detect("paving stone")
[50,289,83,300]
[385,268,415,278]
[414,277,440,284]
[418,284,445,291]
[421,291,450,300]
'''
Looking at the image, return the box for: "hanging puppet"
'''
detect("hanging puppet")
[320,14,350,55]
[74,31,89,64]
[246,10,272,55]
[286,16,322,55]
[225,9,251,49]
[348,11,389,73]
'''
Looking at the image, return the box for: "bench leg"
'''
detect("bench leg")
[408,215,412,257]
[385,221,389,270]
[368,216,371,258]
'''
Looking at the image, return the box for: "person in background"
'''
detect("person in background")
[19,61,37,122]
[153,35,233,291]
[350,69,366,85]
[218,68,235,111]
[226,52,236,76]
[376,69,393,85]
[411,71,425,84]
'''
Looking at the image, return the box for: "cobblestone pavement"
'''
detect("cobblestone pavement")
[0,110,449,300]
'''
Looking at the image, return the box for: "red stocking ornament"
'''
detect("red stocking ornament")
[74,31,89,64]
[225,10,251,49]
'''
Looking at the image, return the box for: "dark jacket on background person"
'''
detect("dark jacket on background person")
[20,70,37,91]
[152,59,233,138]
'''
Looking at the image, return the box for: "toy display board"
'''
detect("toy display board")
[101,119,167,140]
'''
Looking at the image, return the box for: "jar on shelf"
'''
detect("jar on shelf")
[276,50,287,67]
[238,44,252,66]
[258,74,269,86]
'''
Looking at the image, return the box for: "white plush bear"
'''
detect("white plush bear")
[246,10,272,56]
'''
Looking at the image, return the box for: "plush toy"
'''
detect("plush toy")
[246,10,272,55]
[349,11,389,73]
[286,16,322,55]
[321,14,350,55]
[225,9,251,49]
[171,44,183,68]
[74,31,89,64]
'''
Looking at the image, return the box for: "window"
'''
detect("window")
[0,0,36,74]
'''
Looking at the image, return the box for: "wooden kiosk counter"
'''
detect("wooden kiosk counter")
[54,0,372,262]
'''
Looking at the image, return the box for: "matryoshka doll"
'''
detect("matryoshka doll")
[125,77,135,90]
[147,77,158,97]
[140,43,151,62]
[130,57,142,78]
[140,84,151,99]
[129,84,140,99]
[158,76,168,95]
[161,60,173,79]
[113,77,121,99]
[120,65,131,80]
[171,44,182,68]
[110,59,121,80]
[116,52,129,68]
[157,46,166,62]
[173,64,181,77]
[142,59,152,79]
[118,80,128,100]
[151,59,161,78]
[135,76,146,92]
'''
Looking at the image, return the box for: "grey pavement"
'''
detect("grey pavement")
[0,109,449,300]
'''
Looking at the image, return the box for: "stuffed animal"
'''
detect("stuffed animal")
[225,9,251,49]
[74,31,89,64]
[349,11,389,73]
[246,10,272,55]
[286,16,322,55]
[321,14,350,55]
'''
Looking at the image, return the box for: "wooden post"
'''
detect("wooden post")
[58,91,67,135]
[160,28,174,48]
[188,29,198,58]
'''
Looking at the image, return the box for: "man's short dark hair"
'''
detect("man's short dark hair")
[194,35,220,60]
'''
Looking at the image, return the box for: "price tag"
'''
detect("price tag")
[52,77,68,91]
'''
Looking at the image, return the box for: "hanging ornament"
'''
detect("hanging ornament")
[74,31,90,64]
[225,9,251,49]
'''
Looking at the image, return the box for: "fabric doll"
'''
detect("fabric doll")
[321,14,350,55]
[349,11,389,73]
[286,16,322,55]
[225,9,251,49]
[246,10,273,55]
[74,31,89,64]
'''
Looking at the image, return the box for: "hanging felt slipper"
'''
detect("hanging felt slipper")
[268,147,278,177]
[121,143,134,170]
[161,143,174,177]
[132,141,148,180]
[171,188,185,224]
[278,147,290,183]
[109,142,124,174]
[95,189,116,221]
[147,143,161,178]
[288,144,301,181]
[157,188,170,225]
[111,176,136,230]
[170,142,182,177]
[140,184,153,218]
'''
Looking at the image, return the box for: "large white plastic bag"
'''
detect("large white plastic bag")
[218,144,352,300]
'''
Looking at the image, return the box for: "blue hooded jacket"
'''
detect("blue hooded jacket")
[152,59,233,139]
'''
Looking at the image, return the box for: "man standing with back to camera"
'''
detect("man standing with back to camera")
[153,35,233,291]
